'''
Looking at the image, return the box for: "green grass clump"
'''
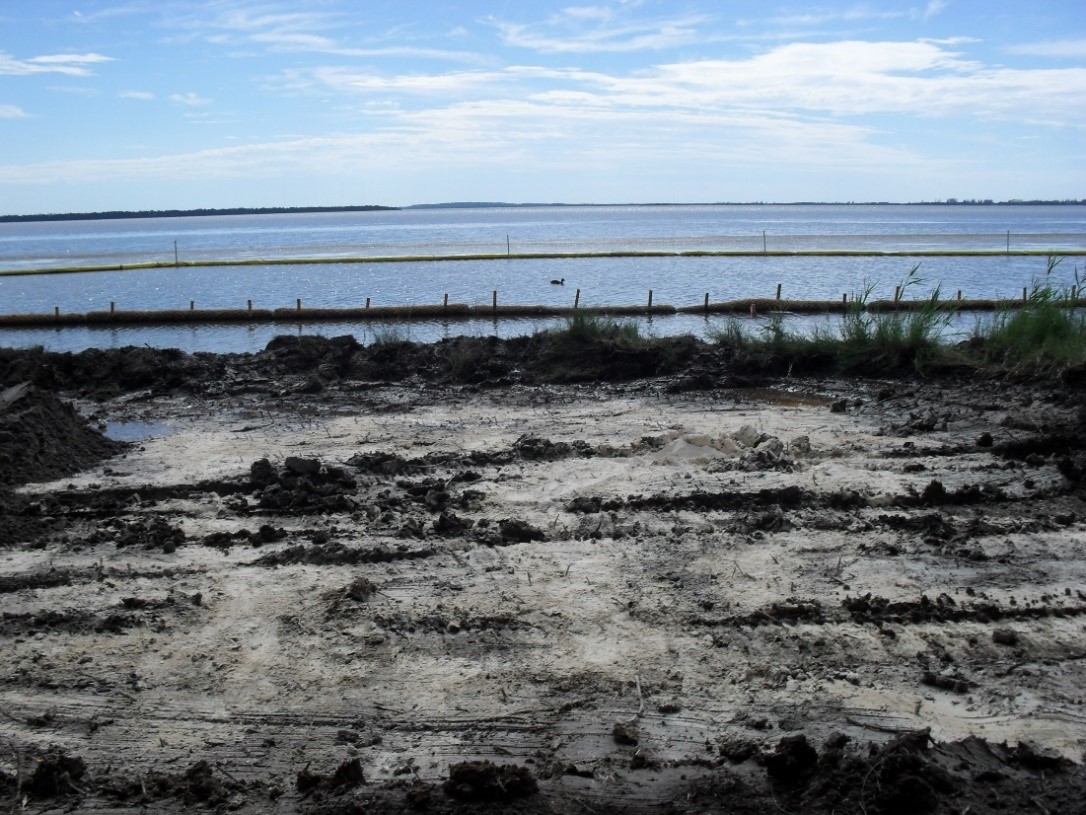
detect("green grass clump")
[835,267,955,374]
[531,311,697,381]
[970,258,1086,373]
[559,311,644,343]
[710,265,957,376]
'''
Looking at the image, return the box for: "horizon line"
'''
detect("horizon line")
[3,198,1085,223]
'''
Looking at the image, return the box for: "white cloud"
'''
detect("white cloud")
[119,90,155,100]
[921,1,948,21]
[1007,39,1086,58]
[0,51,112,76]
[170,92,212,107]
[294,39,1085,128]
[0,104,29,119]
[287,66,512,96]
[490,9,711,53]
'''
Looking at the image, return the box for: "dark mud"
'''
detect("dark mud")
[3,731,1083,814]
[0,382,124,485]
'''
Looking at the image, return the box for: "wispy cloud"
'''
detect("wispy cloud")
[177,3,485,63]
[119,90,155,100]
[919,0,948,21]
[489,7,711,53]
[294,67,508,95]
[68,5,148,25]
[0,104,29,119]
[1007,38,1086,58]
[0,51,112,76]
[170,92,212,106]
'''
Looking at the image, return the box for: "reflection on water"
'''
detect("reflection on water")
[104,420,173,441]
[0,310,992,355]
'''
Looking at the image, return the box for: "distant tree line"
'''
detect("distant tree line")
[0,205,399,223]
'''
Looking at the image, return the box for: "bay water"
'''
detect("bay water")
[1,204,1083,353]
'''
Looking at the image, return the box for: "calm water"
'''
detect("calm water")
[1,204,1083,352]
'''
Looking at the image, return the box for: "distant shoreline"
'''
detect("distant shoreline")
[1,200,1082,224]
[0,205,398,224]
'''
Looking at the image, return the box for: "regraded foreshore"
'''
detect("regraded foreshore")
[2,335,1086,814]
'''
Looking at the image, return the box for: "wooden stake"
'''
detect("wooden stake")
[296,298,301,311]
[190,300,195,311]
[647,290,653,310]
[704,292,710,312]
[110,301,115,315]
[842,293,847,304]
[443,293,449,309]
[247,299,252,313]
[574,289,580,308]
[493,290,498,312]
[1006,230,1010,255]
[1023,287,1028,302]
[174,241,179,266]
[894,285,901,302]
[775,282,782,300]
[762,230,767,254]
[365,297,370,309]
[506,235,510,257]
[54,306,59,319]
[957,290,962,301]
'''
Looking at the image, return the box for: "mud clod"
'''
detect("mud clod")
[26,751,86,799]
[765,734,818,787]
[612,720,640,746]
[443,761,537,802]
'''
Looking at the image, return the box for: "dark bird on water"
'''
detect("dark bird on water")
[550,278,565,285]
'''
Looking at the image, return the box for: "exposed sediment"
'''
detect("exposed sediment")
[1,336,1085,813]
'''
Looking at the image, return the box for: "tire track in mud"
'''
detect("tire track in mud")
[3,376,1086,813]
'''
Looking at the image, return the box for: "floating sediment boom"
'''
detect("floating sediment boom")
[1,296,1082,328]
[1,247,1084,278]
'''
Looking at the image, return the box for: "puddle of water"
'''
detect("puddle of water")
[104,420,174,442]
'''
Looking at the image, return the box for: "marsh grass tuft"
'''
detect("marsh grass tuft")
[836,265,955,373]
[530,311,697,381]
[559,311,644,343]
[709,265,957,375]
[369,324,412,346]
[970,256,1086,373]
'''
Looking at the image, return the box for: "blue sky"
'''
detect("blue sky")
[1,0,1084,213]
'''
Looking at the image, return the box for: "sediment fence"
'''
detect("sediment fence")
[2,291,1082,328]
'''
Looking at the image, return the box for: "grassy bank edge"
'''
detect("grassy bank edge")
[530,264,1086,380]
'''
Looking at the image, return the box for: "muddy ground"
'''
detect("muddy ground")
[1,335,1086,814]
